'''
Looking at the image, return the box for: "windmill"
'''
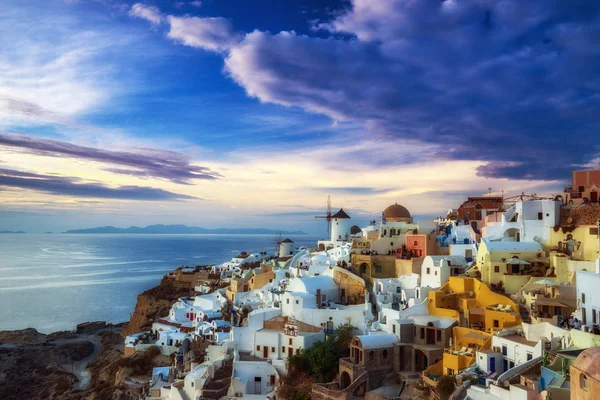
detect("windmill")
[272,231,283,256]
[315,195,333,237]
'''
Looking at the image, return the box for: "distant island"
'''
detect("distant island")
[0,230,26,234]
[63,224,306,235]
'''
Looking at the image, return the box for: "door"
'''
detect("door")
[489,357,496,373]
[254,377,261,394]
[288,347,294,358]
[263,346,268,358]
[592,191,598,202]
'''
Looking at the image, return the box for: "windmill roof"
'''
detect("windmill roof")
[281,238,294,243]
[332,208,351,219]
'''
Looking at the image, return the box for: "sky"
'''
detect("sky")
[0,0,599,234]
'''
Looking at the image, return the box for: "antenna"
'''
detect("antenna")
[314,195,332,237]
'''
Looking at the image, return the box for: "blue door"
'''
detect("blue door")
[489,357,495,373]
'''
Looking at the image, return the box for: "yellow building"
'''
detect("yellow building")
[474,239,546,294]
[423,277,521,387]
[225,264,275,302]
[427,276,522,332]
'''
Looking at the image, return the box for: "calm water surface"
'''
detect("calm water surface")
[0,234,316,332]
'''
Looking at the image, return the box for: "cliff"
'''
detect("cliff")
[122,276,192,337]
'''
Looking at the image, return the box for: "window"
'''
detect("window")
[582,374,588,391]
[286,299,290,304]
[502,345,507,356]
[590,228,599,235]
[538,212,543,220]
[494,320,500,329]
[414,240,419,247]
[594,310,597,324]
[435,271,438,276]
[421,328,425,339]
[296,300,299,304]
[582,293,586,304]
[191,382,194,387]
[393,325,396,334]
[527,352,533,361]
[271,347,275,353]
[369,351,375,361]
[289,338,293,345]
[383,350,388,359]
[282,346,285,353]
[426,268,431,274]
[494,266,500,273]
[437,330,442,342]
[257,345,260,351]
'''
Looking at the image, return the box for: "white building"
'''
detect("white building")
[421,256,469,288]
[477,329,543,376]
[228,359,279,399]
[575,270,600,329]
[285,275,339,306]
[482,200,561,246]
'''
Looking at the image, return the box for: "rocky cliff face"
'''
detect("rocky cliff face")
[122,276,192,337]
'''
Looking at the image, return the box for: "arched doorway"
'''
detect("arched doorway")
[414,349,429,371]
[340,371,351,389]
[360,263,368,275]
[504,228,520,242]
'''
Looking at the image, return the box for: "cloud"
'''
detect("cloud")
[166,15,240,52]
[311,186,395,195]
[129,3,163,25]
[0,1,145,128]
[128,4,239,52]
[0,168,197,201]
[190,1,202,7]
[220,0,600,181]
[0,133,221,184]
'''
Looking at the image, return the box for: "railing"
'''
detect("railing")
[339,357,364,372]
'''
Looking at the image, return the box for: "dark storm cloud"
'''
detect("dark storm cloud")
[0,133,221,184]
[224,0,600,181]
[0,168,198,201]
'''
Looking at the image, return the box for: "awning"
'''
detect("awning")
[534,298,572,307]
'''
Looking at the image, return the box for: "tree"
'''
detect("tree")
[334,323,357,355]
[303,338,341,382]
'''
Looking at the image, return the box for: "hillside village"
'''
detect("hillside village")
[123,169,600,400]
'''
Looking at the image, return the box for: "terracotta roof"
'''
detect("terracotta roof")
[383,203,411,219]
[332,208,351,219]
[573,347,600,380]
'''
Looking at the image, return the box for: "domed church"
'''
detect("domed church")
[383,202,413,224]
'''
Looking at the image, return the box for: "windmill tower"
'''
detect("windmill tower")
[314,195,333,238]
[272,232,283,256]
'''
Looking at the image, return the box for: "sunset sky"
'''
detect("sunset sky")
[1,0,599,234]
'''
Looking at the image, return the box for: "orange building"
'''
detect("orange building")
[570,347,600,400]
[457,196,504,222]
[565,169,600,204]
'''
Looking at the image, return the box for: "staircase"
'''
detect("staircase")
[201,359,233,399]
[519,304,531,323]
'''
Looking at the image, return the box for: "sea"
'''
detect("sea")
[0,234,317,333]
